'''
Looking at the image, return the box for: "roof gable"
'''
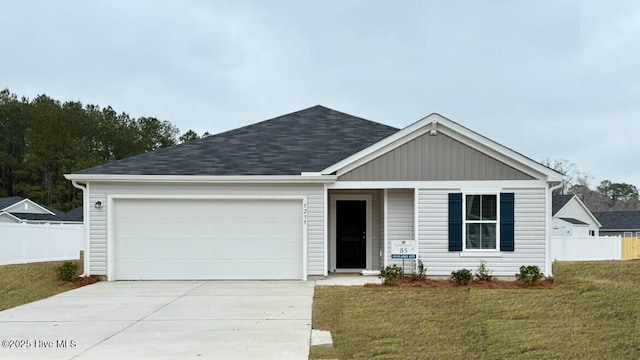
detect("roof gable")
[552,195,601,227]
[0,197,55,215]
[552,195,574,215]
[337,130,534,181]
[76,106,398,176]
[0,212,21,223]
[323,113,564,182]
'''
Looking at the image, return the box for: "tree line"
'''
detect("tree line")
[0,89,205,211]
[543,158,640,212]
[2,89,637,214]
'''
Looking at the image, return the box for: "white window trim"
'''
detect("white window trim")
[623,232,633,238]
[462,192,500,252]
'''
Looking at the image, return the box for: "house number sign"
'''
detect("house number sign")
[302,202,308,225]
[391,240,417,259]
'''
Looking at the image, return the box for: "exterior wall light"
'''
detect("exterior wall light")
[95,201,103,209]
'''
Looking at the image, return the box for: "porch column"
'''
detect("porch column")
[383,189,388,268]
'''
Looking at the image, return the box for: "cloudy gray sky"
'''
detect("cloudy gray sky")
[2,1,639,187]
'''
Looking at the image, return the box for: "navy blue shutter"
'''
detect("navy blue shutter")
[448,193,463,251]
[500,193,515,251]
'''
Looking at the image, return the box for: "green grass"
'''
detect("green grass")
[310,261,640,360]
[0,260,83,311]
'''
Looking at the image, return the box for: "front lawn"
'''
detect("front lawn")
[310,261,640,359]
[0,260,91,311]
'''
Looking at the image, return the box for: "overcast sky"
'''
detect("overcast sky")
[2,1,639,187]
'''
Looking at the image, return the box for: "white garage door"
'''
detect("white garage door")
[113,198,303,280]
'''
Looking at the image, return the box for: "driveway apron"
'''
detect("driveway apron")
[0,281,315,360]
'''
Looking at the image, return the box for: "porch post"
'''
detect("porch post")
[383,189,388,268]
[323,183,328,276]
[414,187,419,273]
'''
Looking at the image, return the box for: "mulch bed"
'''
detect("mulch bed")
[70,276,101,288]
[366,277,554,289]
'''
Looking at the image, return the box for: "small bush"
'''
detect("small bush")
[450,268,473,285]
[516,265,544,286]
[411,259,427,281]
[380,265,404,285]
[56,261,79,281]
[475,260,493,282]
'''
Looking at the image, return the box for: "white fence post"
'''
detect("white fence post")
[550,236,622,261]
[0,223,85,265]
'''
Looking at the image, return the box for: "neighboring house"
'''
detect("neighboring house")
[64,105,563,281]
[551,195,601,237]
[593,211,640,238]
[0,196,83,224]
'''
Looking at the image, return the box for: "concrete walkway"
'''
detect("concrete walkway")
[314,274,382,286]
[0,281,314,360]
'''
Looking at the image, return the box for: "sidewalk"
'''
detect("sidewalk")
[314,274,382,286]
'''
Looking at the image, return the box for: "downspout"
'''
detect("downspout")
[546,181,564,277]
[71,180,90,278]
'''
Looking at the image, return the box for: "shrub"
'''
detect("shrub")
[516,265,544,286]
[380,265,404,285]
[56,261,79,281]
[411,259,427,281]
[475,260,493,282]
[450,268,473,285]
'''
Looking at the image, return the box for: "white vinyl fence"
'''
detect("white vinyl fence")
[550,236,621,261]
[0,223,84,265]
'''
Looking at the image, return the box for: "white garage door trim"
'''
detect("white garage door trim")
[106,194,308,281]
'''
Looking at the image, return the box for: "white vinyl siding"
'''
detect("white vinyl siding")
[387,189,414,270]
[86,182,324,278]
[418,186,547,276]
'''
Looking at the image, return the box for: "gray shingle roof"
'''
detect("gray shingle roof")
[557,217,588,225]
[78,105,399,176]
[552,195,574,216]
[593,211,640,230]
[63,206,83,222]
[0,196,23,210]
[8,213,59,222]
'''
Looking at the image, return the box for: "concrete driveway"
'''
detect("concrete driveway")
[0,281,314,360]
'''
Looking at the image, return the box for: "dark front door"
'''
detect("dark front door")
[336,200,366,269]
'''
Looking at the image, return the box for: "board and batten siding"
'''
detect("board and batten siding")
[417,186,547,276]
[386,189,415,269]
[338,132,534,181]
[86,182,325,277]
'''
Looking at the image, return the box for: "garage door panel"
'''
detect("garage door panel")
[116,239,301,260]
[116,199,301,219]
[113,198,303,280]
[116,259,301,280]
[116,219,301,240]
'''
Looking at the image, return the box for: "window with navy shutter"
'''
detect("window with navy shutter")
[448,193,463,251]
[448,192,515,252]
